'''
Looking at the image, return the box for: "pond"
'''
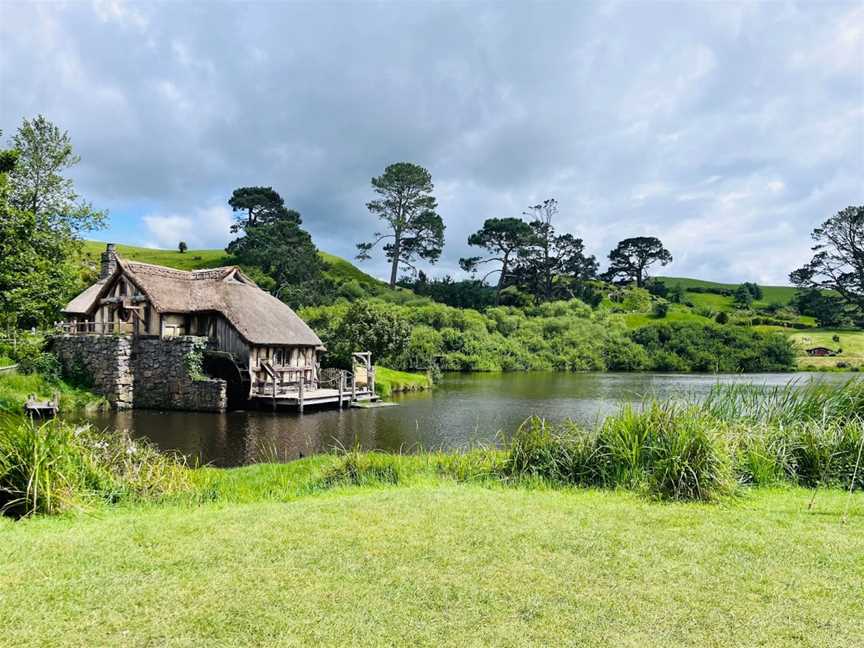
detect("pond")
[85,372,855,467]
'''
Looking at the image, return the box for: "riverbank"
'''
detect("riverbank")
[0,370,107,412]
[1,485,861,647]
[373,365,432,397]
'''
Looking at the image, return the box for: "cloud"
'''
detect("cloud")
[142,204,233,250]
[1,0,862,283]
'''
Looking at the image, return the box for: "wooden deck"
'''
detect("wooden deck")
[24,393,59,418]
[249,386,379,411]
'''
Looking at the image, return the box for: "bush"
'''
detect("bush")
[629,322,795,373]
[504,404,733,500]
[652,301,670,318]
[502,380,864,500]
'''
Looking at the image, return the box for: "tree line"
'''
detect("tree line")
[0,115,862,330]
[353,162,674,301]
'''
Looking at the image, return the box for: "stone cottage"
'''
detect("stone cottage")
[54,244,356,412]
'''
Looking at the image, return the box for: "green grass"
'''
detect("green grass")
[319,250,387,288]
[659,276,801,307]
[373,365,432,397]
[789,329,864,370]
[81,241,232,270]
[1,486,861,647]
[84,240,388,286]
[0,372,106,412]
[621,303,713,328]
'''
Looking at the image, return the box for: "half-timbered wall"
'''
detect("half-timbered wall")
[86,273,156,335]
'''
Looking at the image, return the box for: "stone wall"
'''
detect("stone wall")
[132,337,226,412]
[51,335,134,408]
[51,335,227,412]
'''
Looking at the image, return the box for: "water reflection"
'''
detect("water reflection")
[85,372,855,467]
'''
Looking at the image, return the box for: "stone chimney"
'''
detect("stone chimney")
[100,243,118,279]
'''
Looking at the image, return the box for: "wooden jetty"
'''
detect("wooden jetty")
[24,393,59,418]
[249,352,379,412]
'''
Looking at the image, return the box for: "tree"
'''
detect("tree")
[519,199,558,300]
[356,162,445,289]
[790,205,864,314]
[8,114,106,233]
[792,289,849,328]
[1,118,104,328]
[742,282,763,301]
[732,284,754,309]
[603,237,672,287]
[459,217,533,301]
[225,190,329,308]
[329,301,412,368]
[178,241,188,253]
[228,186,290,232]
[510,199,598,302]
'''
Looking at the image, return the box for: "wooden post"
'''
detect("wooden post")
[299,376,305,413]
[271,373,276,411]
[338,371,344,408]
[370,366,375,398]
[351,371,356,403]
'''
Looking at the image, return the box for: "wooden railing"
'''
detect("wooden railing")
[57,321,134,335]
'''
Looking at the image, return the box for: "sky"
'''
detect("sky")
[1,0,862,285]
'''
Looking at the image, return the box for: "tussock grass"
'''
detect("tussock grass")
[503,380,864,500]
[506,407,732,501]
[0,415,189,517]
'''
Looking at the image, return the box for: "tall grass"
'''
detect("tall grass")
[506,406,732,500]
[503,379,864,500]
[0,415,189,517]
[702,379,864,425]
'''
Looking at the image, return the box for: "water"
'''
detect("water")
[85,372,855,467]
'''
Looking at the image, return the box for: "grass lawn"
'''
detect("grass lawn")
[790,329,864,370]
[1,484,861,647]
[81,240,232,270]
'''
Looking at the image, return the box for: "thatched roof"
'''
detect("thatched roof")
[64,280,106,315]
[63,258,323,347]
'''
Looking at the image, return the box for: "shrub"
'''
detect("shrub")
[505,417,599,486]
[790,419,864,489]
[652,301,669,318]
[648,412,731,500]
[629,322,795,373]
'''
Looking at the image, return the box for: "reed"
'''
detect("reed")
[0,415,189,517]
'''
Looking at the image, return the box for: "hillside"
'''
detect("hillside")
[81,241,391,290]
[658,276,800,308]
[80,242,863,370]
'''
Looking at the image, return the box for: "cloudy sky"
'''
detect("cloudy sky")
[1,0,862,284]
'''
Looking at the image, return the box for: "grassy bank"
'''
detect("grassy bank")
[1,486,862,647]
[373,365,432,397]
[2,380,862,520]
[0,371,106,413]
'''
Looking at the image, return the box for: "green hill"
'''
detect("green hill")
[658,276,800,308]
[82,241,387,287]
[80,242,863,369]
